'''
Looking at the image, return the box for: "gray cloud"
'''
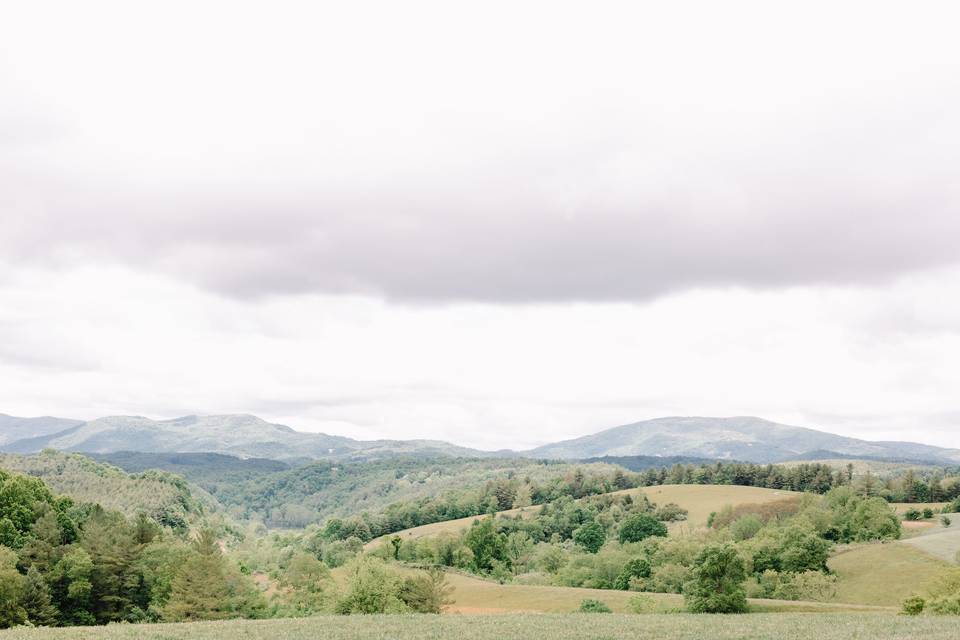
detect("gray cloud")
[3,2,960,303]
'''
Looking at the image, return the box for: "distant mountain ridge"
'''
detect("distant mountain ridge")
[0,413,491,461]
[0,414,84,446]
[523,416,960,464]
[2,412,959,465]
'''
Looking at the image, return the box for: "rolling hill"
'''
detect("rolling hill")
[0,450,212,527]
[525,416,960,464]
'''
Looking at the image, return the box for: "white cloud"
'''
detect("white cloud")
[1,265,958,449]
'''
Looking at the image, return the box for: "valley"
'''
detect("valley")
[3,413,960,636]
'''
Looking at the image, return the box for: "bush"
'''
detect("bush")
[654,503,688,522]
[684,544,748,614]
[399,568,454,613]
[619,514,668,544]
[628,593,656,613]
[578,599,612,613]
[942,516,952,528]
[334,556,407,614]
[923,508,935,520]
[904,509,922,521]
[901,596,925,615]
[730,515,763,541]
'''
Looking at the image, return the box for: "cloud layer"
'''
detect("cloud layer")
[4,1,960,302]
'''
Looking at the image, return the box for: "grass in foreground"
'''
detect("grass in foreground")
[1,613,957,640]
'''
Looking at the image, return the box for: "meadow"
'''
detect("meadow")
[2,613,959,640]
[367,483,800,549]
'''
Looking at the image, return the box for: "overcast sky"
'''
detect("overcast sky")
[2,1,960,449]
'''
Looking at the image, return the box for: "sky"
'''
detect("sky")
[2,1,960,450]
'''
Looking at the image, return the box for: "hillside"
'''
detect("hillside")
[0,413,83,446]
[99,454,626,528]
[526,416,960,464]
[369,484,800,549]
[2,413,489,461]
[0,450,211,529]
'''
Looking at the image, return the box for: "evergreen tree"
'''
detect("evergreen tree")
[20,565,59,626]
[162,529,231,622]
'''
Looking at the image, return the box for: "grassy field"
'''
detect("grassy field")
[437,570,888,614]
[367,484,799,549]
[629,484,798,530]
[829,541,955,606]
[903,526,960,563]
[3,613,960,640]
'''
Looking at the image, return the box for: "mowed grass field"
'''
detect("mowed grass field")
[903,525,960,563]
[367,484,799,549]
[3,613,959,640]
[829,541,956,606]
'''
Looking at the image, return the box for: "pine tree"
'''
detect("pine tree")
[20,565,59,626]
[162,529,230,622]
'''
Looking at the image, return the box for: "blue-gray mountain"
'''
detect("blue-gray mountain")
[523,416,960,464]
[0,413,84,447]
[0,414,493,461]
[2,413,958,464]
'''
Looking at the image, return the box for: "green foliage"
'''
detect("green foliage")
[398,568,454,613]
[684,544,748,614]
[618,513,667,543]
[464,518,508,573]
[628,592,657,613]
[163,529,263,622]
[572,521,606,553]
[0,453,204,530]
[614,557,651,590]
[335,556,407,614]
[730,515,763,541]
[821,488,901,542]
[0,546,27,628]
[577,598,611,613]
[901,596,925,615]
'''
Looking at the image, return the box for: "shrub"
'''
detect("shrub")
[923,508,935,520]
[654,503,688,522]
[578,599,612,613]
[730,515,763,541]
[628,593,656,613]
[901,596,926,615]
[942,516,952,528]
[334,556,407,614]
[399,568,454,613]
[904,509,922,521]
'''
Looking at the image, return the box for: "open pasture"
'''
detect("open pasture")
[2,613,958,640]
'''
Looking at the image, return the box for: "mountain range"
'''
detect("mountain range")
[2,412,958,465]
